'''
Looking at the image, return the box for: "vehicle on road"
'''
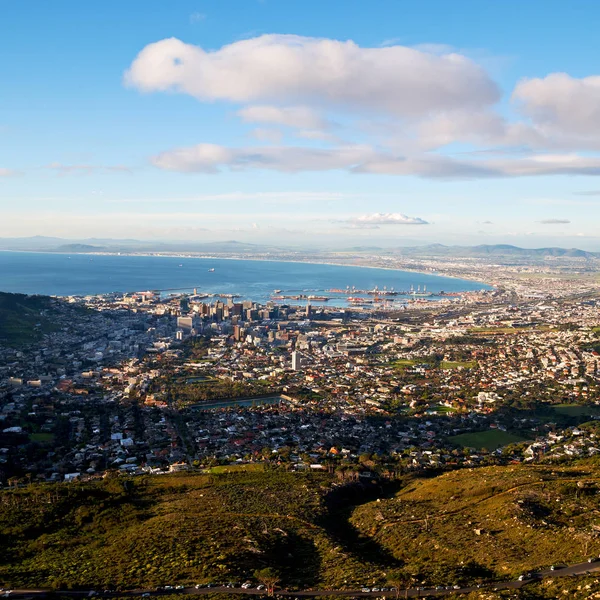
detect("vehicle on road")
[589,557,599,563]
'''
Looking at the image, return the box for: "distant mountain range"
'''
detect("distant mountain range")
[389,244,598,259]
[0,237,290,254]
[0,236,598,259]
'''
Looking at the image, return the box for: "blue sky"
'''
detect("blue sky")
[2,0,600,248]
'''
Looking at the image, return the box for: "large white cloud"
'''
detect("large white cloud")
[125,35,500,117]
[513,73,600,136]
[509,73,600,150]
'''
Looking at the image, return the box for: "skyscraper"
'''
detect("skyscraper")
[292,351,301,371]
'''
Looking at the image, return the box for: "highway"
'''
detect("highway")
[4,561,600,599]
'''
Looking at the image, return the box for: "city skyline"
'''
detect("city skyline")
[3,1,600,248]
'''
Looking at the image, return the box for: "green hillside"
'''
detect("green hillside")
[2,465,600,594]
[0,291,58,346]
[351,464,600,584]
[1,469,368,590]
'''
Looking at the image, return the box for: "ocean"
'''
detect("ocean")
[0,251,490,306]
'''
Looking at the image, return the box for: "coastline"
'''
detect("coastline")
[0,248,495,291]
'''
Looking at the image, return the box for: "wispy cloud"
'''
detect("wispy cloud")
[189,12,206,24]
[0,168,18,177]
[109,191,352,204]
[346,212,429,225]
[539,218,571,224]
[574,190,600,196]
[45,163,132,175]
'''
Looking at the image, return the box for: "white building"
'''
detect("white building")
[292,351,301,371]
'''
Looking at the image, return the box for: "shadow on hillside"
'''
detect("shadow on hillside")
[319,479,406,568]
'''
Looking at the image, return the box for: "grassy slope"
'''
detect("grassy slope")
[351,464,600,585]
[0,470,370,590]
[3,465,600,593]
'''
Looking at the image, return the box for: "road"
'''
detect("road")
[4,561,600,599]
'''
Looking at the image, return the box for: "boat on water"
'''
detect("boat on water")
[208,268,215,272]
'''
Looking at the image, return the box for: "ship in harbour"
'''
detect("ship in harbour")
[410,284,432,297]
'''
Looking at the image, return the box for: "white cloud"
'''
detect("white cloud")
[0,168,17,177]
[539,218,570,224]
[513,73,600,137]
[238,105,331,130]
[151,142,600,179]
[124,34,499,117]
[506,73,600,150]
[350,212,428,225]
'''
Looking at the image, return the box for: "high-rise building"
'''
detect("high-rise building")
[292,351,301,371]
[177,316,194,331]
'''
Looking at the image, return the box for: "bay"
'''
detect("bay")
[0,251,489,306]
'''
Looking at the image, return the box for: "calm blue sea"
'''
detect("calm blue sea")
[0,251,489,305]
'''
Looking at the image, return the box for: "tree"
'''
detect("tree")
[387,570,411,599]
[254,567,280,596]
